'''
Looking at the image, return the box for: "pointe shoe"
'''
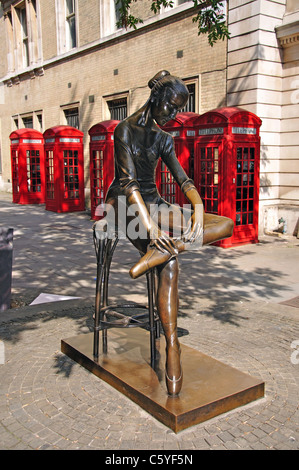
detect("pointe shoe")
[129,247,173,279]
[165,366,183,396]
[129,240,185,279]
[165,343,183,396]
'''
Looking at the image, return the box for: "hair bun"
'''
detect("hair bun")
[148,70,170,89]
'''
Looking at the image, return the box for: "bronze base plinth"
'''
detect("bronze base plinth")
[61,329,264,433]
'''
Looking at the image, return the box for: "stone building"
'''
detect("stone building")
[0,0,298,236]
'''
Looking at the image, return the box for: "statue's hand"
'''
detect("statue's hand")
[149,227,178,256]
[182,208,203,244]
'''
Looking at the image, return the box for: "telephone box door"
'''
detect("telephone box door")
[156,140,180,204]
[89,120,119,220]
[90,143,113,219]
[231,142,260,245]
[194,142,222,216]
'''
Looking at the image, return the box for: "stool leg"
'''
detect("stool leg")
[102,238,118,354]
[94,237,105,359]
[153,270,160,339]
[147,270,156,369]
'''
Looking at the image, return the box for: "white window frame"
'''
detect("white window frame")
[182,77,200,114]
[99,0,122,38]
[103,92,128,120]
[60,102,80,129]
[56,0,78,54]
[6,0,42,73]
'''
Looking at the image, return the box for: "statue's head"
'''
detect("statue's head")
[146,71,189,126]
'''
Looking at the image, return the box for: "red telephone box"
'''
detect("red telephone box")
[193,107,262,247]
[43,125,85,213]
[89,120,119,220]
[9,128,45,204]
[157,112,198,205]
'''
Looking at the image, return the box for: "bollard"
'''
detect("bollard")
[0,228,13,311]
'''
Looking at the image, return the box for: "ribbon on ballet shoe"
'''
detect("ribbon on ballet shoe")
[165,367,183,396]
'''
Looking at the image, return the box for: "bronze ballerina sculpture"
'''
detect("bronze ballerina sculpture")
[97,70,234,396]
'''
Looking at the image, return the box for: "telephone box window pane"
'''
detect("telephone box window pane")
[189,146,194,180]
[63,150,80,199]
[235,146,255,226]
[46,151,55,199]
[92,150,104,208]
[199,146,219,215]
[160,162,176,204]
[12,150,19,193]
[26,149,42,193]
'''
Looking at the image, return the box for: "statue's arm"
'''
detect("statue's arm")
[161,134,204,243]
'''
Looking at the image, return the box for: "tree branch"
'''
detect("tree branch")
[116,0,230,46]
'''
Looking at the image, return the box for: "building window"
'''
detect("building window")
[107,97,127,121]
[36,113,43,131]
[182,83,196,113]
[64,107,79,128]
[22,116,34,128]
[65,0,76,49]
[159,0,190,13]
[17,3,29,68]
[6,1,42,73]
[56,0,77,54]
[13,117,19,130]
[100,0,122,38]
[4,12,14,72]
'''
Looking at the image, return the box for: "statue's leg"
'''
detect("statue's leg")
[156,257,182,396]
[202,213,234,245]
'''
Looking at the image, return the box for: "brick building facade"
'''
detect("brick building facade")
[0,0,298,236]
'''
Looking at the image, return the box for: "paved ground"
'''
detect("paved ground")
[0,191,298,450]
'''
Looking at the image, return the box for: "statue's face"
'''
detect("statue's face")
[151,87,187,126]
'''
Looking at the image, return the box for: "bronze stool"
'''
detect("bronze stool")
[93,223,160,368]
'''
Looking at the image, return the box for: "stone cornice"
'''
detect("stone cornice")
[276,19,299,47]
